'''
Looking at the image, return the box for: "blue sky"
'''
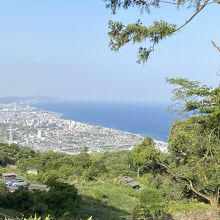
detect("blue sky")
[0,1,219,102]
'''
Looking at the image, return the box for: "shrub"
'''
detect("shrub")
[132,188,165,219]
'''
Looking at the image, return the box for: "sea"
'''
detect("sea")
[33,101,179,142]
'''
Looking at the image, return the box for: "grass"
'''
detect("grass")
[1,178,217,220]
[77,181,140,219]
[77,180,218,219]
[167,201,215,215]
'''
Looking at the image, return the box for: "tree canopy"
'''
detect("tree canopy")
[104,0,220,63]
[131,78,220,208]
[167,78,220,136]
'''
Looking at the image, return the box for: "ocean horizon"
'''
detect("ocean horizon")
[33,101,179,142]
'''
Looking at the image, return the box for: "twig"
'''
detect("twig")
[212,40,220,53]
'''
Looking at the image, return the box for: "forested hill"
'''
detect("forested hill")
[0,140,218,220]
[0,143,37,166]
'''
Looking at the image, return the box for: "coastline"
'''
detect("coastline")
[31,102,169,153]
[32,104,144,139]
[32,101,176,142]
[0,103,144,153]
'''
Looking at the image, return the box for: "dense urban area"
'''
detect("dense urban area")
[0,103,168,154]
[0,103,146,153]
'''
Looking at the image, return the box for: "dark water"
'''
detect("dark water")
[33,101,178,141]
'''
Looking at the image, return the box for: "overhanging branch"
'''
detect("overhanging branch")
[175,0,210,32]
[187,179,212,202]
[212,41,220,53]
[157,162,212,202]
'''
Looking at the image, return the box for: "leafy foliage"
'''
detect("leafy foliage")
[133,137,161,167]
[105,0,219,63]
[167,78,217,113]
[104,0,206,14]
[0,143,37,166]
[164,79,220,207]
[108,20,176,63]
[18,150,133,183]
[168,117,220,206]
[129,78,220,208]
[0,183,8,197]
[0,180,79,219]
[137,188,165,218]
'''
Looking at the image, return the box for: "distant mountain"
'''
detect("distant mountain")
[0,96,60,104]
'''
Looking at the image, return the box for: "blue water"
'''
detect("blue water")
[33,101,178,141]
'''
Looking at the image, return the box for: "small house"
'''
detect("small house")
[129,181,140,190]
[2,173,17,179]
[27,168,38,175]
[122,176,140,190]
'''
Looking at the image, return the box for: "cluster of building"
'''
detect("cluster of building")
[0,103,144,153]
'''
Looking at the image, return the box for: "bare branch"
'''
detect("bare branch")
[212,40,220,53]
[175,0,210,32]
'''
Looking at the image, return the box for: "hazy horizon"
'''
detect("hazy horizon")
[0,95,173,105]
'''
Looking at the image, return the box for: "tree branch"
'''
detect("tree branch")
[157,162,212,202]
[175,0,210,32]
[186,179,212,202]
[212,40,220,53]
